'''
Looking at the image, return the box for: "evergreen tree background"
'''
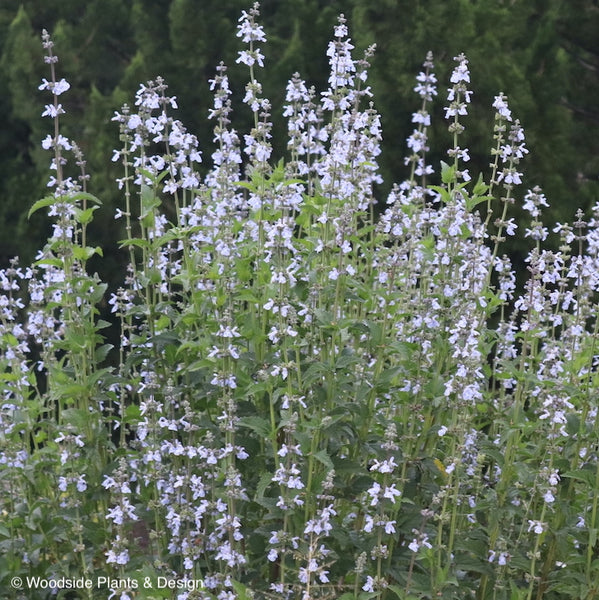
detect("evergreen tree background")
[0,0,597,277]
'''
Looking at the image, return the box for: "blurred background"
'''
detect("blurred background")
[0,0,597,281]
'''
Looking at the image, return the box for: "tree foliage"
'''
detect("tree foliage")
[0,0,597,268]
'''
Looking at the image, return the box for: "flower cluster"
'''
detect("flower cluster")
[3,7,599,600]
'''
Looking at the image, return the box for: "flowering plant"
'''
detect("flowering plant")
[1,5,598,600]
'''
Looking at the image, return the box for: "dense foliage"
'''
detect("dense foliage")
[2,3,599,600]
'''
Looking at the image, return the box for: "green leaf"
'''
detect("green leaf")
[563,468,596,487]
[124,404,141,423]
[139,167,169,185]
[72,245,103,261]
[388,340,417,359]
[590,527,598,549]
[466,194,493,212]
[314,449,334,471]
[254,471,272,502]
[74,205,99,225]
[28,192,102,220]
[334,351,358,370]
[118,237,150,249]
[164,344,178,366]
[134,565,173,599]
[429,185,451,204]
[231,580,251,600]
[2,332,18,347]
[140,182,161,226]
[388,586,420,599]
[96,319,112,330]
[453,553,493,575]
[441,160,456,184]
[472,172,489,196]
[70,191,102,205]
[510,580,528,600]
[28,195,56,219]
[94,343,113,363]
[238,416,271,438]
[236,180,257,192]
[60,408,93,429]
[235,288,260,303]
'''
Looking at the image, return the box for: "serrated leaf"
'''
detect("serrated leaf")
[466,195,493,212]
[238,416,271,438]
[255,471,272,501]
[453,553,493,575]
[314,449,334,471]
[563,468,596,487]
[231,580,251,600]
[94,343,113,363]
[334,351,358,370]
[75,205,99,225]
